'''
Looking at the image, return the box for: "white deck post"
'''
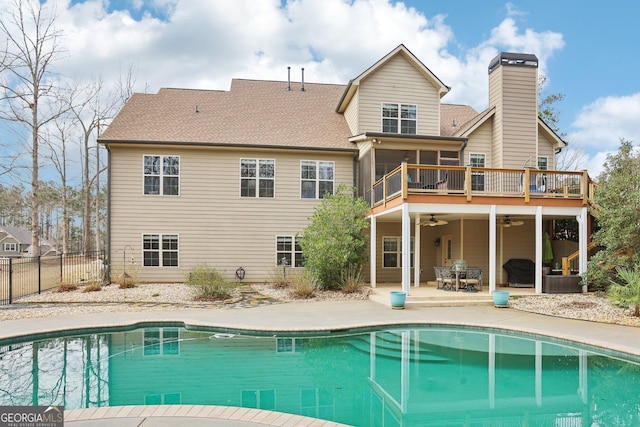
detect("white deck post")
[401,204,411,294]
[370,216,377,288]
[414,215,421,288]
[535,206,543,294]
[489,205,496,293]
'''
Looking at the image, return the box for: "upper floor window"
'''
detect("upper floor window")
[2,243,17,252]
[469,153,486,191]
[537,156,548,170]
[241,159,275,198]
[144,155,179,195]
[143,234,179,267]
[301,161,334,199]
[382,103,416,134]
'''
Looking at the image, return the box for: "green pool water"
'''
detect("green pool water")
[1,325,639,426]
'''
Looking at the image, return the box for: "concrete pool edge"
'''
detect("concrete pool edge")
[65,404,352,426]
[2,300,640,358]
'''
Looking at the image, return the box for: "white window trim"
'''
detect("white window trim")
[382,236,414,269]
[381,102,418,134]
[142,233,179,267]
[537,156,549,170]
[300,160,335,199]
[240,158,276,198]
[2,242,17,252]
[468,152,486,167]
[142,155,180,196]
[275,235,303,267]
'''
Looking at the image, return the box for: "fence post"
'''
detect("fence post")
[8,258,12,304]
[38,256,42,294]
[60,253,63,286]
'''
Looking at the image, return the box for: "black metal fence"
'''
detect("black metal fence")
[0,251,107,305]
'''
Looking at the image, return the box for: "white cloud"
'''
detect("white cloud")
[568,93,640,150]
[46,0,565,114]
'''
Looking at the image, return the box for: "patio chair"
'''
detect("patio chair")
[433,266,444,289]
[461,267,482,292]
[439,266,455,291]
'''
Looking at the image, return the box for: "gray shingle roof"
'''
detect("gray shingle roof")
[100,79,356,151]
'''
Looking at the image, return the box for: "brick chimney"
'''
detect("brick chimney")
[488,53,539,169]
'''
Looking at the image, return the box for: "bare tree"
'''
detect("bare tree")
[43,116,73,253]
[0,0,65,256]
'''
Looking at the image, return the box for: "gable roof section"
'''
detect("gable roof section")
[336,44,450,113]
[0,226,32,244]
[538,116,567,149]
[100,79,354,151]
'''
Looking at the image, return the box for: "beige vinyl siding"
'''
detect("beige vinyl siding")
[109,145,354,283]
[496,221,536,284]
[537,132,556,169]
[358,55,440,135]
[489,67,505,168]
[465,121,492,167]
[492,66,538,169]
[343,88,359,135]
[459,219,489,277]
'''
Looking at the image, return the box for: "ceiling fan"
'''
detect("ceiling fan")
[499,215,524,228]
[422,214,448,227]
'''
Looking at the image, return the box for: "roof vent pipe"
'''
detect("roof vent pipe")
[301,68,305,92]
[287,66,291,91]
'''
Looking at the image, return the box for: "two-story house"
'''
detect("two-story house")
[99,44,592,293]
[0,226,59,258]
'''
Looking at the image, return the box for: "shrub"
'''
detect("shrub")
[186,265,236,301]
[83,283,102,292]
[288,270,317,299]
[56,282,78,292]
[300,185,370,290]
[110,263,139,289]
[268,261,290,289]
[341,264,364,294]
[608,266,640,317]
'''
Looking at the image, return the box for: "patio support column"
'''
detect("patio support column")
[370,216,377,288]
[401,204,411,294]
[535,206,543,294]
[414,215,421,288]
[578,207,588,284]
[489,205,497,293]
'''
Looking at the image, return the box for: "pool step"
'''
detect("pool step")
[369,291,495,308]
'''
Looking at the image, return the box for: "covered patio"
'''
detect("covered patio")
[368,203,590,296]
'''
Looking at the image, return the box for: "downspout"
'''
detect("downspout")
[106,145,112,283]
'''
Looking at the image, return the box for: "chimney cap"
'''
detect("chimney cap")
[488,52,538,73]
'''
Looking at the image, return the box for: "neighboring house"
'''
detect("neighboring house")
[99,44,592,293]
[0,226,59,258]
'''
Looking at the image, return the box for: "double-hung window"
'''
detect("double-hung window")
[469,153,486,191]
[241,159,275,198]
[382,103,417,134]
[143,155,179,195]
[536,156,548,191]
[301,161,334,199]
[382,236,414,268]
[276,236,303,267]
[143,234,179,267]
[2,243,17,252]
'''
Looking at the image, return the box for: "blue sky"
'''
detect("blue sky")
[2,0,640,182]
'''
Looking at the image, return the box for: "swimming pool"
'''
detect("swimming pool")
[1,325,639,426]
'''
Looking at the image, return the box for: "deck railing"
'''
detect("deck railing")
[368,163,593,207]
